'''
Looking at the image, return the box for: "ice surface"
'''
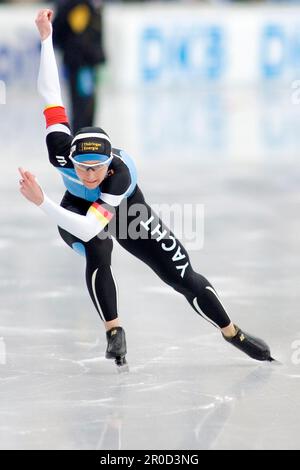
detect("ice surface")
[0,85,300,449]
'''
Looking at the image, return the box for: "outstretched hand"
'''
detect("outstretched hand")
[35,8,54,41]
[18,168,44,206]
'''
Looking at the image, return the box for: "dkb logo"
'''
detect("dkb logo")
[140,25,224,83]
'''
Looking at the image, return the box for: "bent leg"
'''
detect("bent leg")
[115,186,231,329]
[58,192,119,324]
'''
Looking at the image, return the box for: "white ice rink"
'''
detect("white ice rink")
[1,84,300,449]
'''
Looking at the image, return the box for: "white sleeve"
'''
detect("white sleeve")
[39,194,114,242]
[37,34,63,107]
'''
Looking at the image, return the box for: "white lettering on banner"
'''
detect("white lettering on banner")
[140,217,190,278]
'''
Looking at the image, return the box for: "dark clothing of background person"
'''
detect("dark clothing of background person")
[53,0,106,132]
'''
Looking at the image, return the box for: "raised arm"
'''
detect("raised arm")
[36,9,63,108]
[36,9,73,166]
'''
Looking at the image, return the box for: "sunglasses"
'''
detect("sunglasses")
[69,154,113,171]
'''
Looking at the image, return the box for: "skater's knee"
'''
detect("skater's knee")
[171,271,213,300]
[86,235,113,252]
[187,270,212,292]
[161,274,192,297]
[85,238,113,265]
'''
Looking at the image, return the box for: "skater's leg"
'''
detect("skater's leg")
[115,187,231,330]
[58,193,120,327]
[58,225,119,322]
[58,192,128,364]
[115,187,273,361]
[222,323,237,338]
[58,224,128,363]
[105,319,121,331]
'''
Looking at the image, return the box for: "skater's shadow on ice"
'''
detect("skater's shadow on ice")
[193,365,274,450]
[92,365,274,450]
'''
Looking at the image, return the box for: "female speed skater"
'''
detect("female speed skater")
[19,9,274,368]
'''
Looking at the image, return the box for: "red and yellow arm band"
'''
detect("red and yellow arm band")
[88,202,114,228]
[40,195,115,243]
[44,106,69,128]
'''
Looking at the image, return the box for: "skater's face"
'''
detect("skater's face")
[74,161,109,189]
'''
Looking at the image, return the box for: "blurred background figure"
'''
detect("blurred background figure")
[53,0,106,132]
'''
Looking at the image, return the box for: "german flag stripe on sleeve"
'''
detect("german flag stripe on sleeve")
[88,202,114,226]
[44,106,69,128]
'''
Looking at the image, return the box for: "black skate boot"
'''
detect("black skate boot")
[106,326,128,370]
[222,325,275,362]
